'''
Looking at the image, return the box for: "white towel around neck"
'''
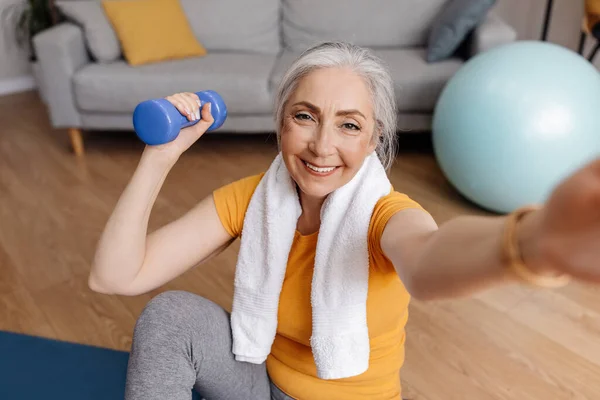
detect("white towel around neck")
[230,151,391,379]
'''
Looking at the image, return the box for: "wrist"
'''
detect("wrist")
[517,208,564,277]
[141,145,180,169]
[516,209,544,272]
[504,206,571,287]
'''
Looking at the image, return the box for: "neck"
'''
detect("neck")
[296,189,326,235]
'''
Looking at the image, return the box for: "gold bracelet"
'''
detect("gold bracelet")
[502,205,571,288]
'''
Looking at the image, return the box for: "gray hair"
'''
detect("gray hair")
[273,41,397,171]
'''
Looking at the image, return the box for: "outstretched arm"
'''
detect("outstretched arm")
[380,209,537,300]
[381,158,600,301]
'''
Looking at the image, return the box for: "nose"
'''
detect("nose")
[309,124,336,158]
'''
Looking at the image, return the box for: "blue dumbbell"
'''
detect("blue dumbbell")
[133,90,227,145]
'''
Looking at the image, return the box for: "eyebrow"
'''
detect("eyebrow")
[292,101,367,120]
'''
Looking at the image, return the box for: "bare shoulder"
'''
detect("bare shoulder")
[380,205,438,272]
[382,207,437,243]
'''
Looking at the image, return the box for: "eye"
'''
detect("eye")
[342,122,360,131]
[294,112,313,121]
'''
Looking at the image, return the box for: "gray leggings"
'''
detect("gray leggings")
[124,291,294,400]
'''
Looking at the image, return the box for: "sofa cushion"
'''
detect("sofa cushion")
[427,0,497,62]
[179,0,281,54]
[73,53,278,114]
[102,0,207,66]
[374,49,463,111]
[269,49,463,112]
[268,51,300,93]
[55,0,121,63]
[282,0,450,51]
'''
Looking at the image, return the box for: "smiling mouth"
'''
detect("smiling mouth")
[301,159,339,175]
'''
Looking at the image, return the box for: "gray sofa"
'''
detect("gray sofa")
[33,0,517,155]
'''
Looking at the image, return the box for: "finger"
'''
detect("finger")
[186,102,215,138]
[182,92,201,121]
[191,93,202,109]
[186,93,200,119]
[588,157,600,177]
[184,92,201,109]
[587,167,600,209]
[167,94,194,120]
[199,102,214,126]
[571,157,600,181]
[558,160,600,212]
[180,94,198,121]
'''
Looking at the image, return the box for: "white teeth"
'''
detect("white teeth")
[304,161,335,173]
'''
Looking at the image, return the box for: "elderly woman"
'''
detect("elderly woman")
[90,42,600,400]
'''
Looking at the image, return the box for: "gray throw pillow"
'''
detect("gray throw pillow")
[427,0,496,62]
[56,0,121,63]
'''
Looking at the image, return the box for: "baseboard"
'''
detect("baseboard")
[0,75,37,96]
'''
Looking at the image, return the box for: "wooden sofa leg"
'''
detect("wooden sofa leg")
[68,128,84,156]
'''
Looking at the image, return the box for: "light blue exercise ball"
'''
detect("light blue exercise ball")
[432,40,600,214]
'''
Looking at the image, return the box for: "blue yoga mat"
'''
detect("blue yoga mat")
[0,330,201,400]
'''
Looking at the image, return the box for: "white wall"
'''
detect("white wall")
[543,0,584,49]
[494,0,583,44]
[0,0,35,95]
[494,0,546,40]
[0,0,596,96]
[495,0,600,68]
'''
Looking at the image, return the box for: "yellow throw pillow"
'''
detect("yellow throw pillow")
[102,0,206,66]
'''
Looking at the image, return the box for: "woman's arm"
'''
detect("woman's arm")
[380,208,542,301]
[382,158,600,300]
[89,92,234,296]
[89,147,234,296]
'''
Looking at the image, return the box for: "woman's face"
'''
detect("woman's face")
[280,67,378,201]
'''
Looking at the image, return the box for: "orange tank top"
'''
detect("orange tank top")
[213,173,424,400]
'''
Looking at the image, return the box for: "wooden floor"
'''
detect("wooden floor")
[2,91,600,399]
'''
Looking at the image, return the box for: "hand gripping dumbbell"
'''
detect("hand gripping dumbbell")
[133,90,227,145]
